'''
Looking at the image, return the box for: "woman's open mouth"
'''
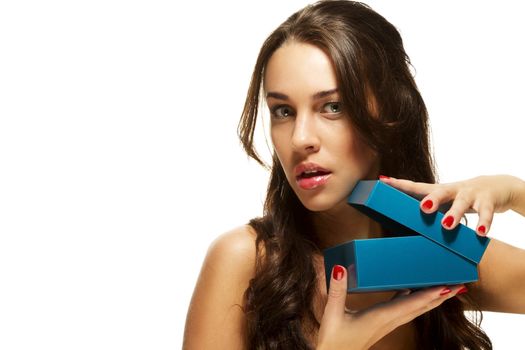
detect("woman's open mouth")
[295,168,332,190]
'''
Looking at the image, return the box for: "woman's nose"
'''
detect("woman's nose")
[291,113,320,154]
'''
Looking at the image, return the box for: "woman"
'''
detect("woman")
[183,1,525,348]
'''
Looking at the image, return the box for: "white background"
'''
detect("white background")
[1,0,524,349]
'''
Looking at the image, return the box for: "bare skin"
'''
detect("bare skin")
[183,42,525,349]
[183,176,525,349]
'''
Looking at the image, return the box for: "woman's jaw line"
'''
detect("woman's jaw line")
[309,197,385,249]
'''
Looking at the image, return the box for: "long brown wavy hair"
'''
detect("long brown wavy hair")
[237,1,492,349]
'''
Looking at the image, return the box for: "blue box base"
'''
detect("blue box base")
[324,235,478,293]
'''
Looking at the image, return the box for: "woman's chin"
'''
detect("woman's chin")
[299,197,340,212]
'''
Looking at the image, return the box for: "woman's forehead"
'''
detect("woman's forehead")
[263,41,339,98]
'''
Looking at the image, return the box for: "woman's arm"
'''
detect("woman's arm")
[183,225,257,349]
[468,238,525,313]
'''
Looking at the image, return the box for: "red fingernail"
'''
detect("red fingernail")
[422,199,433,210]
[443,215,454,228]
[478,225,486,235]
[379,175,390,180]
[440,288,452,296]
[457,286,468,295]
[332,265,345,281]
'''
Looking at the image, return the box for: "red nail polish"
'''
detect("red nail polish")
[457,286,468,295]
[440,288,452,296]
[422,199,433,210]
[379,175,390,180]
[443,215,454,228]
[478,225,486,235]
[332,265,345,281]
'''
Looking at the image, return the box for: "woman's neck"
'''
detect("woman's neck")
[311,201,384,249]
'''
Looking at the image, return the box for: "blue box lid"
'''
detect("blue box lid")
[347,180,490,264]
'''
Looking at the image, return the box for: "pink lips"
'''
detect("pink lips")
[294,162,332,190]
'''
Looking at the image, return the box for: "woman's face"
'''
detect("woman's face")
[265,41,379,212]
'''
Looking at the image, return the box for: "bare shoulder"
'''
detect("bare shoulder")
[206,224,258,270]
[183,225,258,350]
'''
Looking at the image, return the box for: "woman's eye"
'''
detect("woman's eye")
[271,105,295,119]
[322,102,342,114]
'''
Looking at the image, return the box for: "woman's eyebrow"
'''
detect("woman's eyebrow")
[266,88,339,100]
[266,91,289,100]
[312,88,338,99]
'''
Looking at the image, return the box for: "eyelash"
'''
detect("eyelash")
[270,105,295,119]
[322,102,342,114]
[270,102,343,119]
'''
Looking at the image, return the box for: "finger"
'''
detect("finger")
[398,285,466,324]
[419,186,456,214]
[475,201,495,236]
[361,285,464,334]
[441,194,473,230]
[383,285,462,331]
[323,265,348,322]
[378,176,435,200]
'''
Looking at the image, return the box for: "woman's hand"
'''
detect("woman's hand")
[317,265,465,350]
[379,174,525,236]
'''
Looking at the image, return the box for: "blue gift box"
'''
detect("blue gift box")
[323,180,491,292]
